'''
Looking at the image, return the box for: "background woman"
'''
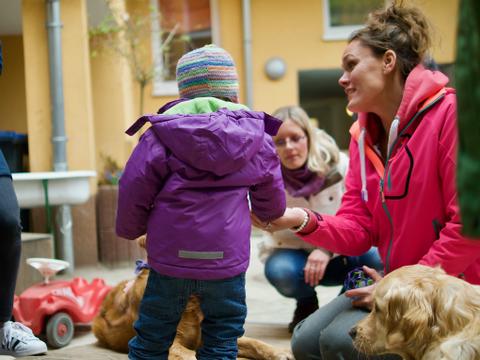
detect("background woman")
[259,105,381,333]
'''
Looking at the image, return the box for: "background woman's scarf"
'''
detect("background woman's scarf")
[281,164,325,198]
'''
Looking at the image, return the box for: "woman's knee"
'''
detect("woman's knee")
[265,252,305,297]
[318,322,357,358]
[291,321,320,360]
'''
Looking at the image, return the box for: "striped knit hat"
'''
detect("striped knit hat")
[176,45,239,103]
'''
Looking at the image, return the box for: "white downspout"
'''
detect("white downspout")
[242,0,253,109]
[46,0,74,273]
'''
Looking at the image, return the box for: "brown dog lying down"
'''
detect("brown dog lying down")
[350,265,480,360]
[92,268,293,360]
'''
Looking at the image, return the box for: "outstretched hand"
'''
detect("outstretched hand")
[250,207,306,233]
[344,266,383,310]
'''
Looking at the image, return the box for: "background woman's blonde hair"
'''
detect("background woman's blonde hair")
[350,0,432,79]
[272,105,340,175]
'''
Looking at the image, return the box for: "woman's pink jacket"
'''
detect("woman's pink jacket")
[300,65,480,284]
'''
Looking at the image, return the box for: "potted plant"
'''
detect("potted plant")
[96,155,142,267]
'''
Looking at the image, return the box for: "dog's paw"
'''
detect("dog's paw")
[273,349,294,360]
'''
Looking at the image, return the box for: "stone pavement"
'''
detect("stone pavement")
[3,232,340,359]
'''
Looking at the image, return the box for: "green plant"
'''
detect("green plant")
[89,1,178,115]
[99,154,123,185]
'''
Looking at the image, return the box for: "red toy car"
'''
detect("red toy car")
[13,258,112,348]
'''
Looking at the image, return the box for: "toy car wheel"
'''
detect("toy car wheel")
[46,312,74,348]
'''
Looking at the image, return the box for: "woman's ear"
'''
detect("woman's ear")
[383,50,397,74]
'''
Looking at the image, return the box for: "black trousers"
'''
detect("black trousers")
[0,176,22,322]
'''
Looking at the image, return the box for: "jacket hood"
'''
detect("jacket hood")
[126,97,282,176]
[357,64,449,133]
[396,65,449,128]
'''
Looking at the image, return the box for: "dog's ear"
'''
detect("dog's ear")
[383,282,434,349]
[401,285,434,334]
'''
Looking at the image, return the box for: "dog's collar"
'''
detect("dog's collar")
[135,260,150,274]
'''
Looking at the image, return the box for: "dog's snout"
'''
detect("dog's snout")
[349,326,357,339]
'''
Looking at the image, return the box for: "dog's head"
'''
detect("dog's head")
[351,265,480,359]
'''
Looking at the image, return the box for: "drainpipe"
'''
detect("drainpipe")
[242,0,253,109]
[46,0,74,273]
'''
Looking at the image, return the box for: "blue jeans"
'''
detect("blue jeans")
[264,248,382,302]
[128,270,247,360]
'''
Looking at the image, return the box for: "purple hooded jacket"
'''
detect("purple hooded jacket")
[116,98,286,280]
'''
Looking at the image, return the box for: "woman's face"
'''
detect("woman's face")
[274,119,308,170]
[338,40,386,113]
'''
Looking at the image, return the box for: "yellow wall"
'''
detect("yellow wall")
[138,0,459,115]
[217,0,245,103]
[412,0,459,63]
[22,0,52,172]
[14,0,461,175]
[89,0,245,170]
[249,0,460,112]
[251,0,349,112]
[0,35,28,134]
[22,0,96,174]
[126,0,171,115]
[61,0,96,172]
[90,0,136,176]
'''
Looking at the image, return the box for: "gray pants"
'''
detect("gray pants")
[291,294,401,360]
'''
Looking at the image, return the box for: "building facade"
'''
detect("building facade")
[0,0,460,265]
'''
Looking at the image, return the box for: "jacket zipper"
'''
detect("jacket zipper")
[381,93,446,273]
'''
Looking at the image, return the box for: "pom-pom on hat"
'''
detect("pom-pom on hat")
[176,44,239,103]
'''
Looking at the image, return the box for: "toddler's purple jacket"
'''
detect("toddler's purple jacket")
[116,98,286,280]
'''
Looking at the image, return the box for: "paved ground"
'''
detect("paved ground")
[3,232,340,359]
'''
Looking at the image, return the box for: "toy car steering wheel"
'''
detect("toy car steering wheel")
[26,258,70,284]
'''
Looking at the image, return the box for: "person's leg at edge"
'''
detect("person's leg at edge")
[291,294,352,360]
[264,249,319,332]
[128,270,187,360]
[0,177,22,325]
[196,273,247,360]
[0,176,47,357]
[318,296,402,360]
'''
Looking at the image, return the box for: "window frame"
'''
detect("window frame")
[150,0,220,96]
[322,0,388,41]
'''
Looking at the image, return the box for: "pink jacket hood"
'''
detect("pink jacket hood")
[301,65,480,284]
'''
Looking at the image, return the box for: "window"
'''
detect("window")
[151,0,219,96]
[323,0,386,41]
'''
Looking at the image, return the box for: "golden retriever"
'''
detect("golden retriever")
[350,264,480,360]
[92,238,293,359]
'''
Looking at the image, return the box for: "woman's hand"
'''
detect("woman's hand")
[250,212,266,229]
[304,249,331,287]
[344,266,383,310]
[250,207,307,233]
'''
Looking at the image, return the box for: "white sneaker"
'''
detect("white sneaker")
[0,321,47,357]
